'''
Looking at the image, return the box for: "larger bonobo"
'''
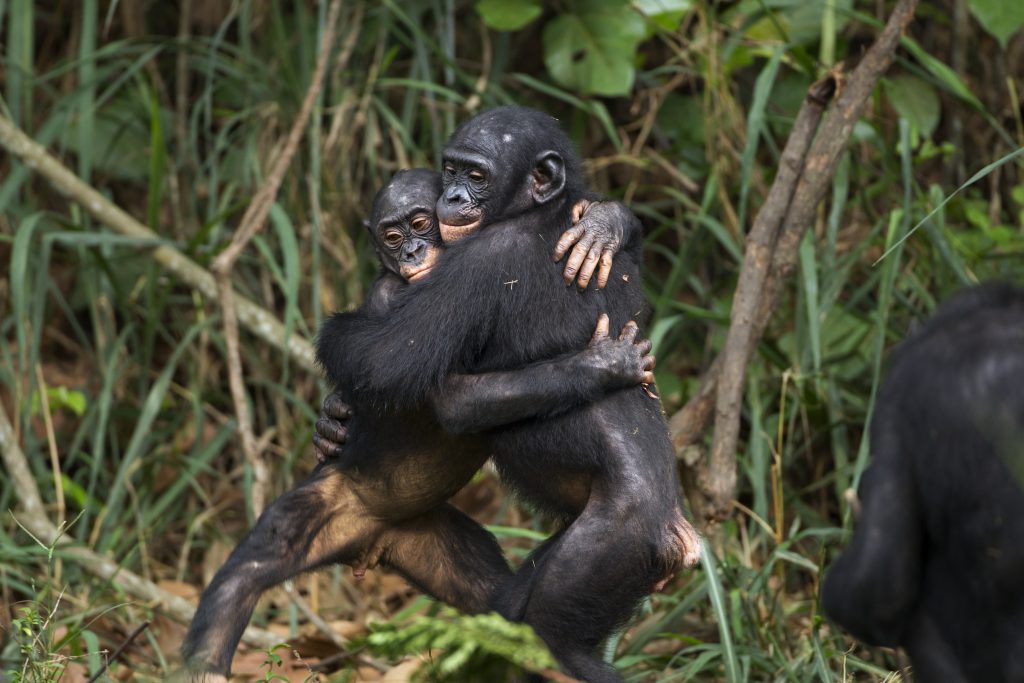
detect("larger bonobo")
[822,282,1024,683]
[181,168,649,679]
[319,107,701,683]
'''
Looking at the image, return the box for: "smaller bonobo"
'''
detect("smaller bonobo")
[182,168,651,680]
[822,282,1024,683]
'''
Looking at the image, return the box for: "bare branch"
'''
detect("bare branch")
[0,114,317,373]
[672,0,920,520]
[0,403,279,650]
[212,0,342,516]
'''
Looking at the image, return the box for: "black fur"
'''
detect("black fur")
[822,282,1024,683]
[182,164,648,679]
[318,107,699,683]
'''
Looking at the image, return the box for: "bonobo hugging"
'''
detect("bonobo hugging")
[181,106,1024,683]
[182,106,701,683]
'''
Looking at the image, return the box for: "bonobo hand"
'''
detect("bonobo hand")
[584,314,656,389]
[554,199,630,290]
[312,391,352,463]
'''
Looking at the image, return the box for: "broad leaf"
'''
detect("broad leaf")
[543,1,645,96]
[967,0,1024,48]
[476,0,542,31]
[886,74,941,138]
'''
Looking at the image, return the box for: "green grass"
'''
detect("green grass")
[1,1,1023,680]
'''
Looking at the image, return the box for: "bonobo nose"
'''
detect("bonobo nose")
[404,241,426,258]
[443,186,465,206]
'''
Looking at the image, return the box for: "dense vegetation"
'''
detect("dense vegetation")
[1,0,1023,680]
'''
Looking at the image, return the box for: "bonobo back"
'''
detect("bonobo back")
[823,282,1024,683]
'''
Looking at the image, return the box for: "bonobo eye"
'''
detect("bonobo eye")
[443,163,456,177]
[383,230,404,248]
[410,214,432,234]
[468,169,486,183]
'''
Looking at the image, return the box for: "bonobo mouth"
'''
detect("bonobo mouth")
[406,266,433,282]
[439,219,481,243]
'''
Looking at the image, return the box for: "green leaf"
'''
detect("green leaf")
[46,387,88,416]
[633,0,691,30]
[967,0,1024,48]
[886,74,941,138]
[476,0,542,31]
[543,1,645,96]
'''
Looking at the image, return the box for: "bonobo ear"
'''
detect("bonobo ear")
[531,150,565,205]
[362,218,373,233]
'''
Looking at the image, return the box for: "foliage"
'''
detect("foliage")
[365,608,558,681]
[0,0,1022,680]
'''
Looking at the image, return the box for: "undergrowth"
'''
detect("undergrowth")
[1,1,1022,680]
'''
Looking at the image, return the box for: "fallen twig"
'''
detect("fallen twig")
[87,620,150,683]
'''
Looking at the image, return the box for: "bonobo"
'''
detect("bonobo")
[181,168,650,679]
[319,107,701,683]
[822,282,1024,683]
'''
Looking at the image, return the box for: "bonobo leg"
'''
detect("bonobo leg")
[379,504,511,613]
[498,492,686,683]
[183,466,377,674]
[821,422,923,647]
[183,466,509,676]
[902,607,969,683]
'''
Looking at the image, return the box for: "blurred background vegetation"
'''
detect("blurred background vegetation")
[1,0,1022,680]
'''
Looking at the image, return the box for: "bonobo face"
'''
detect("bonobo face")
[437,106,575,243]
[368,169,443,282]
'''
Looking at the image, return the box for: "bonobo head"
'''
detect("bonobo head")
[366,168,444,282]
[437,106,586,242]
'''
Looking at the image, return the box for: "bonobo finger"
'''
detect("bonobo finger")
[590,314,610,343]
[636,339,653,355]
[596,249,614,289]
[316,416,348,444]
[322,393,352,420]
[643,354,656,372]
[563,234,596,284]
[619,320,639,343]
[553,225,584,261]
[571,199,592,223]
[576,244,603,290]
[643,371,656,385]
[312,434,340,460]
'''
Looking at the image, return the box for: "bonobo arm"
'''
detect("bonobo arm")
[316,233,512,409]
[315,316,655,453]
[555,199,642,289]
[821,418,923,646]
[433,316,654,435]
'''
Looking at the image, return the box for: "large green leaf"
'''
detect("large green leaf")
[967,0,1024,48]
[543,1,645,96]
[476,0,542,31]
[886,74,941,138]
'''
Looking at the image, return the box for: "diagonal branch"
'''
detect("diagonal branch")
[0,402,280,650]
[0,114,317,373]
[673,0,920,521]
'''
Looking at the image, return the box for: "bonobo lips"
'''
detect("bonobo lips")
[439,219,481,242]
[406,266,433,282]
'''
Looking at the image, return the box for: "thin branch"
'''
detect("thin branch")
[212,0,342,516]
[0,403,279,650]
[0,113,317,372]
